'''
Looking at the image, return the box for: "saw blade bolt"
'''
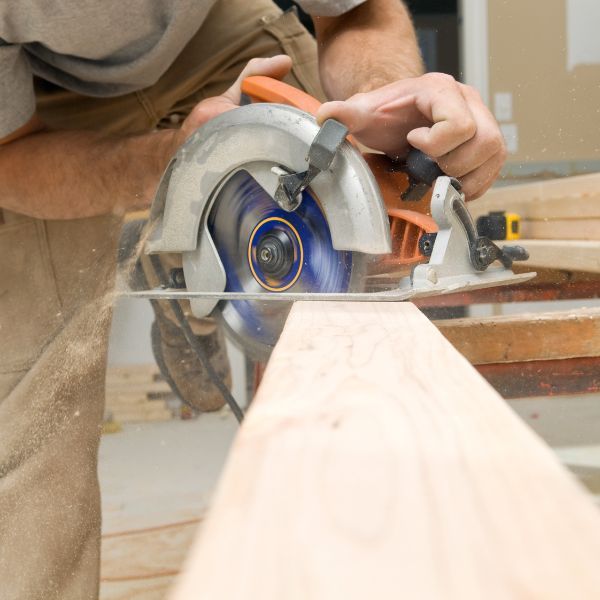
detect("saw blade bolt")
[256,231,295,279]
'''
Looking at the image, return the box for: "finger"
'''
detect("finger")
[406,75,477,157]
[459,153,504,200]
[316,95,372,130]
[316,93,420,157]
[180,97,238,139]
[223,55,293,104]
[436,90,506,178]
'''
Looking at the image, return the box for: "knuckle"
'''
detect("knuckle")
[460,82,482,101]
[424,72,456,87]
[482,129,505,155]
[499,137,508,161]
[456,116,477,139]
[245,57,262,71]
[494,141,507,165]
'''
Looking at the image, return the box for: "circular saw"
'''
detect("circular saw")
[139,77,534,360]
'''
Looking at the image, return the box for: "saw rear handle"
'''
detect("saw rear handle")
[402,148,448,201]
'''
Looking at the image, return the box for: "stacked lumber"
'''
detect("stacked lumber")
[105,364,175,423]
[435,307,600,398]
[471,172,600,272]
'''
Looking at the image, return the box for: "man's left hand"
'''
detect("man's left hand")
[316,73,506,200]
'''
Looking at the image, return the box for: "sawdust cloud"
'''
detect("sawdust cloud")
[0,217,153,477]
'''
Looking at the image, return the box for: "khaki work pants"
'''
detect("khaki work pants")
[0,1,323,598]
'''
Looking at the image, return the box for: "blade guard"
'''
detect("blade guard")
[242,76,437,269]
[145,94,391,318]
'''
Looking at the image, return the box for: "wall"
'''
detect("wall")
[486,0,600,177]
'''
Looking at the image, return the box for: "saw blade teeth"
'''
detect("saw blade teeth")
[204,169,357,358]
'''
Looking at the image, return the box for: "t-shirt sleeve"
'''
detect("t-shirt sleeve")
[294,0,368,17]
[0,42,35,138]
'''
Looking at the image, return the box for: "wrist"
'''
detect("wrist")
[114,129,181,214]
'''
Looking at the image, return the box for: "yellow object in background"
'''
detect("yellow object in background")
[476,211,521,241]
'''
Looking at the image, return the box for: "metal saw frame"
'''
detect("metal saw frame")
[144,103,392,319]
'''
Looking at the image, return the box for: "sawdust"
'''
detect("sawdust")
[0,217,154,475]
[0,216,160,598]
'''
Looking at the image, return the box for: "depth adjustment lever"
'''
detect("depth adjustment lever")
[273,119,348,212]
[451,195,529,270]
[405,149,529,270]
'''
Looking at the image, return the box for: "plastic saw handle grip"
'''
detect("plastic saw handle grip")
[241,76,321,117]
[405,148,445,187]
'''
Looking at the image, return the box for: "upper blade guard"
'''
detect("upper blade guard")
[144,103,392,358]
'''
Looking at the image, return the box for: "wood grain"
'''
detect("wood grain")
[170,302,600,600]
[508,240,600,273]
[520,218,600,240]
[436,307,600,365]
[470,173,600,221]
[478,357,600,399]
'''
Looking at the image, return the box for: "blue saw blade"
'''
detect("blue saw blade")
[207,169,354,357]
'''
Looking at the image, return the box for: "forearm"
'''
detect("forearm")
[314,0,424,100]
[0,127,177,220]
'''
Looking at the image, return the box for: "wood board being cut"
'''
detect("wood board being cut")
[170,301,600,600]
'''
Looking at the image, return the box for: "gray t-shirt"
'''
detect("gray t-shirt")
[0,0,366,137]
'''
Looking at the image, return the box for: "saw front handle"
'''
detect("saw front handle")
[241,75,321,116]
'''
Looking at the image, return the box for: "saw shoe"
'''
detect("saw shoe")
[118,219,231,413]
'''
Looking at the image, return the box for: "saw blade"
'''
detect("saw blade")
[203,169,365,359]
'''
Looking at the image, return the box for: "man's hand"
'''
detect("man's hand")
[316,74,506,200]
[175,55,293,144]
[313,0,506,200]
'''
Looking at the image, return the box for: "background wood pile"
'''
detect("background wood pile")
[470,172,600,273]
[105,365,177,424]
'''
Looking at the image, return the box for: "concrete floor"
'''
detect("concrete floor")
[99,413,237,600]
[98,394,600,599]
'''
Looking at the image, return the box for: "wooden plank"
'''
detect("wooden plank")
[470,173,600,221]
[520,218,600,240]
[509,240,600,273]
[106,364,162,386]
[170,301,600,600]
[106,379,172,395]
[105,392,172,407]
[435,307,600,365]
[415,274,600,308]
[108,405,173,423]
[478,357,600,399]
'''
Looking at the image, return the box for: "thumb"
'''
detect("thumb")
[223,55,293,104]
